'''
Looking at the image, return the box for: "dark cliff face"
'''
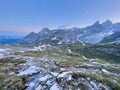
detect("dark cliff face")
[21,20,120,44]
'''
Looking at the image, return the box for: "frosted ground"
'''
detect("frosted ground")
[0,44,120,90]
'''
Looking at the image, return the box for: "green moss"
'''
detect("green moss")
[67,43,120,64]
[57,58,87,67]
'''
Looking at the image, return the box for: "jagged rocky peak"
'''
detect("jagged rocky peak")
[26,32,37,37]
[37,28,51,38]
[29,31,37,34]
[92,21,100,26]
[102,20,113,27]
[104,20,112,24]
[21,32,38,44]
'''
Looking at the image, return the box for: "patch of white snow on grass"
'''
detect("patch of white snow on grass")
[51,37,57,40]
[57,41,62,44]
[82,55,87,59]
[102,69,110,74]
[58,71,72,78]
[60,68,66,71]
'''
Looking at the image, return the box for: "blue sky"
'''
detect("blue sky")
[0,0,120,34]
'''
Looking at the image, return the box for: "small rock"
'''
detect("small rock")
[36,85,41,90]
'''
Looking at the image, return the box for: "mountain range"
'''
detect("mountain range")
[13,20,120,44]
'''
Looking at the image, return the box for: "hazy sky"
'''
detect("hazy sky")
[0,0,120,34]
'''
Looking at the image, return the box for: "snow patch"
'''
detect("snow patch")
[50,83,60,90]
[67,49,72,53]
[39,75,51,82]
[82,55,87,59]
[102,69,110,74]
[29,82,35,87]
[58,71,71,78]
[20,50,25,52]
[18,66,39,76]
[68,75,72,80]
[51,37,57,40]
[60,68,66,71]
[57,41,62,44]
[51,72,59,76]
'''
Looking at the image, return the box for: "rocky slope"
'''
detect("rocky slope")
[0,43,120,90]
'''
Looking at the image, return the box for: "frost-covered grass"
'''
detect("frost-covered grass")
[0,58,27,90]
[0,58,25,73]
[2,44,120,90]
[56,53,120,73]
[77,64,120,73]
[0,74,27,90]
[71,72,120,90]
